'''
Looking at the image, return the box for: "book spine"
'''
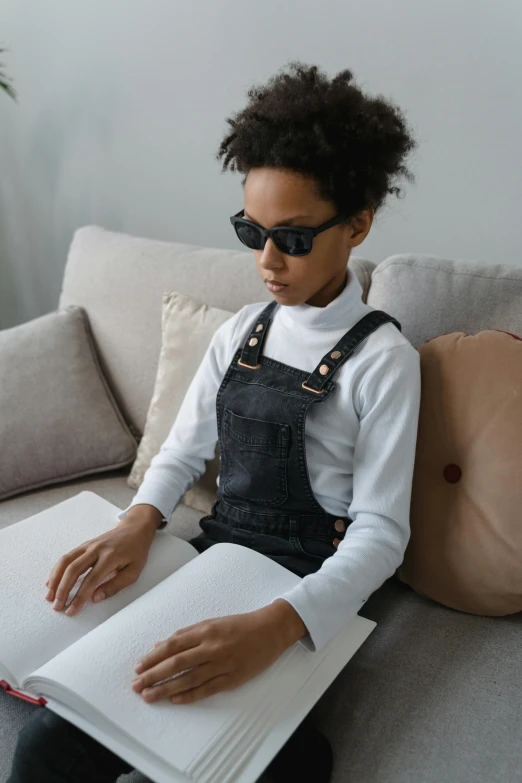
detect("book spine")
[0,680,47,706]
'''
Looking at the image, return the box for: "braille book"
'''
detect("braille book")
[0,491,376,783]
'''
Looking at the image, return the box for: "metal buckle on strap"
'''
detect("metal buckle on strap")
[238,358,261,370]
[301,381,325,394]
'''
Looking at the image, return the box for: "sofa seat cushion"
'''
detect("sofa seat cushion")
[313,577,522,783]
[0,467,203,541]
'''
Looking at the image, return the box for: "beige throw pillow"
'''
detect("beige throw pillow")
[127,292,233,515]
[0,306,138,501]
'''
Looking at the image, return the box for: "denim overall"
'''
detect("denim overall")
[189,301,401,579]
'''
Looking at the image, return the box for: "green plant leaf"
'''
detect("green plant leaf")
[0,46,17,102]
[0,80,17,101]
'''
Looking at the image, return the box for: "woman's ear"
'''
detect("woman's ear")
[347,208,374,248]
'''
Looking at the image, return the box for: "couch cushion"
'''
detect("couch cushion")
[0,306,137,502]
[367,253,522,348]
[398,328,522,616]
[127,291,233,516]
[0,467,203,540]
[58,225,374,437]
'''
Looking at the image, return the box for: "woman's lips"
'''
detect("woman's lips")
[265,279,289,293]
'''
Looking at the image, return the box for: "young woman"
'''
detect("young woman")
[8,61,421,783]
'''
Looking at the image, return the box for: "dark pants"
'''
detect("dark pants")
[7,707,135,782]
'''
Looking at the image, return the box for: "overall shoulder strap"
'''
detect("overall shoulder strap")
[302,310,402,394]
[237,300,278,370]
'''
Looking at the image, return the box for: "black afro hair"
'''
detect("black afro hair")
[216,60,417,224]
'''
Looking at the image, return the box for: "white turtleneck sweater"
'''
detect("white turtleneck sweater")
[117,269,421,653]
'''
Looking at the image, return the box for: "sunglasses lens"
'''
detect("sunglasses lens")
[234,220,311,255]
[273,228,310,256]
[235,221,265,250]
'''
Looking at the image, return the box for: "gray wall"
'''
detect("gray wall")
[1,0,521,329]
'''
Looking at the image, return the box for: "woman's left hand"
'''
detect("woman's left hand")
[131,599,307,704]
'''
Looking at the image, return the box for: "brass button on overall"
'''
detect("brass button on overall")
[333,538,341,548]
[331,350,342,360]
[248,337,259,347]
[334,519,346,533]
[319,364,329,376]
[255,323,264,332]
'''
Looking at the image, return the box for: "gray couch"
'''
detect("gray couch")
[2,225,522,783]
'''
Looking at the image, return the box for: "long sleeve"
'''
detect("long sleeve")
[116,310,245,527]
[277,344,422,653]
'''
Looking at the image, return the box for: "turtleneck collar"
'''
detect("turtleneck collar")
[277,267,365,330]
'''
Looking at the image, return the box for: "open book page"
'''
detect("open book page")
[43,615,374,783]
[0,491,197,689]
[23,543,310,778]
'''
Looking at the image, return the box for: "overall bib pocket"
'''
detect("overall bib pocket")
[220,407,290,506]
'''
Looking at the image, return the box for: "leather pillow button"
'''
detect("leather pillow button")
[443,464,462,483]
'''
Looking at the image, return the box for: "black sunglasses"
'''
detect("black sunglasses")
[230,209,348,257]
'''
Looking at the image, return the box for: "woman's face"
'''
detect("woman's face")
[243,167,373,307]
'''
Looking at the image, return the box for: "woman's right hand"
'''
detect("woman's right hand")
[44,509,161,617]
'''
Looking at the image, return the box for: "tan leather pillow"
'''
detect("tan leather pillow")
[397,329,522,615]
